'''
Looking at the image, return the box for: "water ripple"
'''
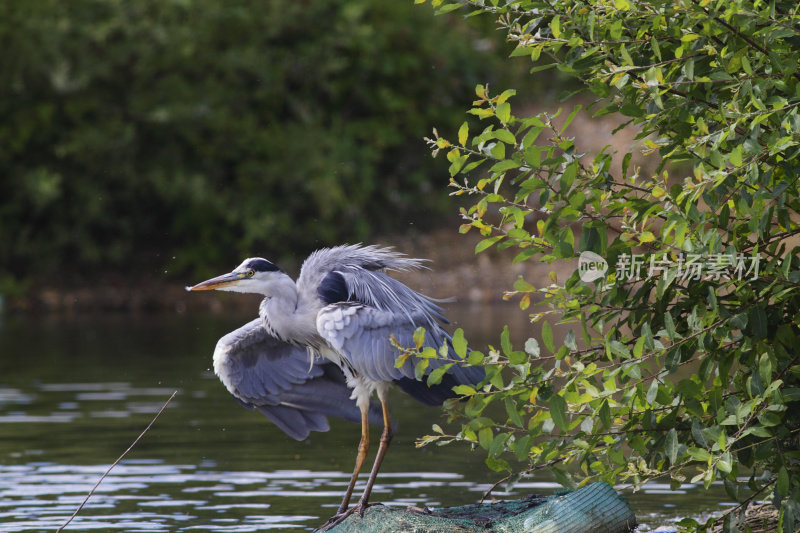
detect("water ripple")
[0,461,484,532]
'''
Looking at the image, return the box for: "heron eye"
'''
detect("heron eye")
[247,270,255,277]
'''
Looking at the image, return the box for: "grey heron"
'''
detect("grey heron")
[188,244,484,526]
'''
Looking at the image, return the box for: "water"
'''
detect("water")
[0,309,732,531]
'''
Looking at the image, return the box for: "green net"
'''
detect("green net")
[328,481,636,533]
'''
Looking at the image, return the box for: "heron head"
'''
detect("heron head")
[187,258,284,294]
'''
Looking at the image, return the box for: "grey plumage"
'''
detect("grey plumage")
[298,244,445,326]
[189,243,485,522]
[316,302,476,386]
[213,318,382,440]
[304,245,481,397]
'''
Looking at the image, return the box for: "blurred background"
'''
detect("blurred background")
[0,0,559,307]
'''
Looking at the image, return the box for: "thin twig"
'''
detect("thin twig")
[56,390,178,532]
[480,458,562,503]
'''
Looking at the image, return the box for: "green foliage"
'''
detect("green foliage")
[0,0,521,284]
[417,0,800,530]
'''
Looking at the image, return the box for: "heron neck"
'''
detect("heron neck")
[258,276,315,344]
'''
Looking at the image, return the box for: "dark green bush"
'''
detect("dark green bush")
[0,0,522,285]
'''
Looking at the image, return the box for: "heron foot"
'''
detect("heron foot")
[315,508,355,532]
[316,502,378,531]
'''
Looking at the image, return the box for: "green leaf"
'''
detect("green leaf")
[427,363,452,386]
[494,129,516,145]
[467,350,485,366]
[452,328,468,359]
[724,478,739,501]
[453,384,476,396]
[598,400,611,429]
[548,394,569,431]
[419,346,437,359]
[524,338,540,357]
[412,327,426,350]
[529,63,556,74]
[551,466,577,490]
[692,420,709,447]
[414,358,429,381]
[758,411,782,427]
[489,159,520,173]
[687,447,711,462]
[650,36,662,61]
[759,353,773,386]
[560,162,577,190]
[485,456,511,472]
[608,340,630,358]
[729,145,743,167]
[478,427,493,450]
[664,312,677,340]
[508,350,527,364]
[729,312,748,329]
[639,231,656,243]
[709,150,724,169]
[448,153,469,177]
[514,277,536,291]
[489,141,506,160]
[560,106,582,134]
[524,145,542,167]
[458,122,469,146]
[646,379,659,405]
[777,466,789,497]
[541,322,555,353]
[489,368,504,389]
[641,322,654,351]
[434,3,463,14]
[665,347,682,373]
[665,428,679,465]
[514,435,531,461]
[619,44,633,66]
[564,330,577,351]
[522,126,543,149]
[468,107,494,119]
[394,351,411,369]
[500,325,513,356]
[633,336,645,359]
[741,55,752,75]
[551,16,561,38]
[495,89,516,104]
[496,102,511,123]
[620,101,643,117]
[505,397,525,427]
[749,306,767,339]
[489,432,510,457]
[475,235,503,254]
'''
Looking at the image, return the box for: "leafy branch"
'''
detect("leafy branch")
[416,0,800,530]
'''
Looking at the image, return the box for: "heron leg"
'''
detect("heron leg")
[336,403,370,515]
[353,391,393,516]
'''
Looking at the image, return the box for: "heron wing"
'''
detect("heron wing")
[213,318,379,440]
[316,304,484,406]
[300,244,447,330]
[298,244,428,296]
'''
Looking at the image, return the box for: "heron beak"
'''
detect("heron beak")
[186,271,246,291]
